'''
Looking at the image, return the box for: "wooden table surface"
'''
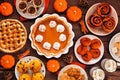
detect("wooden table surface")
[0,0,120,80]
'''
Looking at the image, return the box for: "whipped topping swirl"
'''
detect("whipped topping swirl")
[39,24,46,32]
[35,35,43,42]
[49,21,56,28]
[92,69,105,80]
[56,24,65,33]
[43,42,51,50]
[53,42,60,50]
[59,34,66,42]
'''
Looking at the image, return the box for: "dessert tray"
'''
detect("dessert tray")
[29,14,74,58]
[74,34,104,65]
[85,3,118,36]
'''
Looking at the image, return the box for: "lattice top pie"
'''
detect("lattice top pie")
[0,19,27,53]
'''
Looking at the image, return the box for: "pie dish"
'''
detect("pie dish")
[29,14,74,58]
[74,35,104,65]
[0,19,27,53]
[85,3,118,36]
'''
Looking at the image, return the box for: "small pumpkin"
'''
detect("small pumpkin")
[0,2,13,16]
[1,55,15,69]
[54,0,67,12]
[47,59,60,72]
[66,6,82,22]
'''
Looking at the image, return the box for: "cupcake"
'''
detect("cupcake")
[17,60,29,73]
[30,59,42,72]
[19,74,31,80]
[32,72,44,80]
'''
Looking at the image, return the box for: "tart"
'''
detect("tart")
[0,19,27,53]
[33,0,42,7]
[27,5,37,15]
[18,1,27,11]
[30,14,74,58]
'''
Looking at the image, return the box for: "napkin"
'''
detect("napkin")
[14,0,50,21]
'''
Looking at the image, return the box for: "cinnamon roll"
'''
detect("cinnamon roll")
[88,13,102,27]
[97,3,111,17]
[102,17,115,32]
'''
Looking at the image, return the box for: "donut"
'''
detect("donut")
[87,13,102,28]
[90,39,101,49]
[80,37,91,46]
[77,45,88,55]
[90,49,101,58]
[102,17,115,32]
[97,3,111,17]
[82,51,92,62]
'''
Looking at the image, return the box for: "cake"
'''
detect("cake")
[17,60,29,73]
[19,74,31,80]
[30,59,42,72]
[32,72,44,80]
[0,19,27,53]
[30,14,74,57]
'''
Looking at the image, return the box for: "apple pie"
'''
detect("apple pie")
[0,19,27,53]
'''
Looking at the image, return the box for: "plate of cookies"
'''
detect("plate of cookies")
[58,64,88,80]
[16,0,45,19]
[74,34,104,65]
[85,3,118,36]
[109,32,120,62]
[15,56,46,80]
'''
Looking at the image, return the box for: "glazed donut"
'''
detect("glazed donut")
[90,49,101,58]
[90,39,101,49]
[97,3,111,17]
[102,17,115,32]
[87,13,102,27]
[80,37,91,46]
[82,51,92,62]
[77,45,88,55]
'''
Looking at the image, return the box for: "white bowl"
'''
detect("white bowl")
[29,14,74,58]
[74,34,104,65]
[85,3,118,36]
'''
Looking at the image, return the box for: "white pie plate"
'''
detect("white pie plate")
[15,56,46,80]
[109,32,120,62]
[74,34,104,65]
[29,14,74,58]
[16,0,45,19]
[58,64,88,80]
[85,3,118,36]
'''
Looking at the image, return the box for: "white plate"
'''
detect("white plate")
[15,56,46,80]
[29,14,74,58]
[58,64,88,80]
[16,0,45,19]
[74,34,104,65]
[109,32,120,62]
[85,3,118,36]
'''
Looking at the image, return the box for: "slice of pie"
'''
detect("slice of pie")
[31,14,74,57]
[0,19,27,53]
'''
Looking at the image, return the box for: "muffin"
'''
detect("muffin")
[32,72,44,80]
[30,59,42,72]
[17,60,29,73]
[19,74,31,80]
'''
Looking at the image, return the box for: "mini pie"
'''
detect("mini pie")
[0,19,27,53]
[31,15,73,56]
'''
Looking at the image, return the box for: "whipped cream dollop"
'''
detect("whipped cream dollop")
[59,34,66,42]
[105,59,117,72]
[53,42,60,50]
[35,35,43,42]
[43,42,51,50]
[92,69,105,80]
[56,24,65,33]
[39,24,46,32]
[49,21,56,28]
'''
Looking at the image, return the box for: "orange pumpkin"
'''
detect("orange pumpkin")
[66,6,82,22]
[54,0,67,12]
[47,59,60,72]
[0,2,13,16]
[1,55,15,69]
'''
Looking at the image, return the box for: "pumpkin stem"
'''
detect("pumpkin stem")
[73,10,77,15]
[59,2,62,6]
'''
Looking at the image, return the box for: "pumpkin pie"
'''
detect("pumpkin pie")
[31,14,74,57]
[0,19,27,53]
